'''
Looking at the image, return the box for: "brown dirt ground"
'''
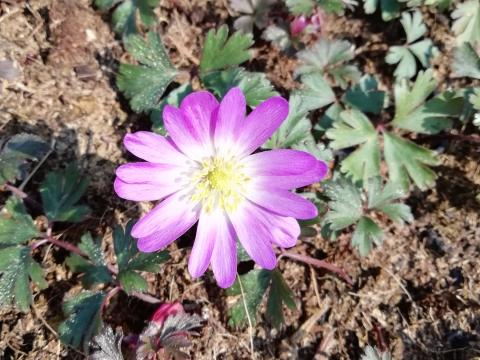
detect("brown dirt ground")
[1,0,480,359]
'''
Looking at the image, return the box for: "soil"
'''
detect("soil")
[1,0,480,359]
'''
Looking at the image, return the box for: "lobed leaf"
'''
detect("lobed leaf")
[40,163,90,223]
[202,67,277,107]
[227,269,271,327]
[296,39,361,88]
[451,0,480,46]
[383,132,439,190]
[323,178,363,230]
[366,177,413,224]
[452,43,480,79]
[0,197,39,246]
[117,32,178,113]
[200,25,254,75]
[266,270,296,329]
[351,216,383,256]
[393,70,465,134]
[326,109,380,181]
[59,290,105,349]
[286,0,316,14]
[344,75,386,114]
[0,133,49,186]
[363,0,400,21]
[95,0,159,35]
[66,233,112,287]
[385,11,435,79]
[0,246,46,312]
[230,0,276,33]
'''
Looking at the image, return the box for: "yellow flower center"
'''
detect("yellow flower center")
[191,157,250,213]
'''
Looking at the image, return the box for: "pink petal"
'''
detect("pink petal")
[210,213,237,288]
[180,91,219,146]
[246,188,318,219]
[123,131,190,165]
[188,211,218,279]
[236,96,289,156]
[132,190,199,240]
[255,209,300,248]
[115,162,188,185]
[213,87,246,152]
[163,91,218,160]
[244,149,328,189]
[228,202,277,270]
[114,178,179,201]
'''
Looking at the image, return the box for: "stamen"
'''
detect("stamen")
[190,156,249,212]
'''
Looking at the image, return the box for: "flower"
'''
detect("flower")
[290,15,308,37]
[114,88,328,288]
[137,302,202,360]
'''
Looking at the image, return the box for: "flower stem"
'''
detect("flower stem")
[3,183,43,211]
[130,291,161,304]
[280,250,353,286]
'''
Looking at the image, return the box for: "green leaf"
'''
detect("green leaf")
[95,0,159,35]
[0,246,46,312]
[117,32,178,113]
[286,0,316,14]
[452,43,480,79]
[383,131,439,190]
[118,270,148,294]
[296,39,361,88]
[66,233,112,287]
[199,25,254,75]
[202,67,277,107]
[451,0,480,46]
[266,269,296,329]
[231,0,275,33]
[363,0,400,21]
[0,197,39,245]
[392,70,464,134]
[318,0,347,15]
[470,87,480,111]
[113,221,170,273]
[351,216,383,256]
[297,73,336,111]
[315,102,343,132]
[0,133,49,186]
[262,24,291,51]
[227,269,271,327]
[323,178,363,230]
[266,75,334,149]
[59,290,105,349]
[151,84,193,135]
[236,242,252,263]
[293,139,333,163]
[385,11,435,79]
[366,177,413,224]
[40,163,90,223]
[344,75,386,114]
[326,109,381,181]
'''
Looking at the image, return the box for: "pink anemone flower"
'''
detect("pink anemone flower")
[114,87,328,288]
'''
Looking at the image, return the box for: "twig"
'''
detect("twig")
[280,250,353,286]
[130,291,161,304]
[310,266,322,308]
[102,286,121,314]
[381,266,414,303]
[19,139,55,191]
[3,183,43,211]
[237,273,255,360]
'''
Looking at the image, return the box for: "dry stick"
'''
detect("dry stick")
[280,250,353,286]
[237,273,255,360]
[19,139,56,191]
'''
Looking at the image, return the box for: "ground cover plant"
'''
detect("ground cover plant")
[0,0,479,358]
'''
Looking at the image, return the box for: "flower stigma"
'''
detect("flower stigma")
[191,156,250,213]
